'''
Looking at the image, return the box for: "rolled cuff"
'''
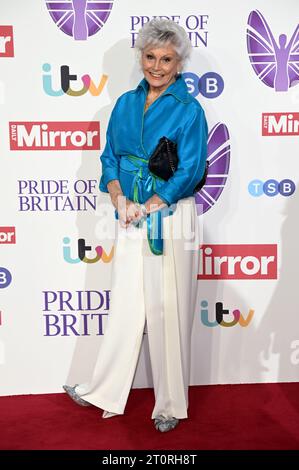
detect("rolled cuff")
[99,168,119,193]
[155,189,174,207]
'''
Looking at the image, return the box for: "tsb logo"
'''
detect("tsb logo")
[0,227,16,244]
[248,179,296,197]
[200,300,254,327]
[0,26,14,57]
[183,72,224,98]
[0,267,12,289]
[198,244,277,280]
[262,113,299,136]
[9,122,100,151]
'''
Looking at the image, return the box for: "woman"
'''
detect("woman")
[64,18,207,433]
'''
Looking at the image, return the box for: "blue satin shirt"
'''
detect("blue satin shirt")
[99,74,207,254]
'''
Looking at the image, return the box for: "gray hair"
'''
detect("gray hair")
[135,18,192,68]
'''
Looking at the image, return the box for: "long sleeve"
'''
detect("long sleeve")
[99,106,120,193]
[155,106,208,206]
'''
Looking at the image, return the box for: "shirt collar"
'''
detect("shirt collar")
[135,74,192,103]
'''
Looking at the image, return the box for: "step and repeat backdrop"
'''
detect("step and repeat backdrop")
[0,0,299,395]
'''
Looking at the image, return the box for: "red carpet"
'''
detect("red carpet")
[1,383,299,450]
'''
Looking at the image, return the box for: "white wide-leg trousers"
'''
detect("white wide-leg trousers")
[76,197,200,419]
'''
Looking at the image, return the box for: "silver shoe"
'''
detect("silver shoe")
[154,415,179,433]
[63,384,91,407]
[102,410,119,419]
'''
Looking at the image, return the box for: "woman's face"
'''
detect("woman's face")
[141,44,181,91]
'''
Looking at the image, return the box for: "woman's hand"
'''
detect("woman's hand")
[118,199,144,227]
[144,194,167,214]
[107,180,145,227]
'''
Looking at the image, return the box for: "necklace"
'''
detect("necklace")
[144,89,165,113]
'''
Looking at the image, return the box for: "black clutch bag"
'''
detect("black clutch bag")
[148,136,208,193]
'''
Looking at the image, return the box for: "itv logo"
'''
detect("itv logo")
[63,237,114,263]
[200,300,254,327]
[42,63,108,97]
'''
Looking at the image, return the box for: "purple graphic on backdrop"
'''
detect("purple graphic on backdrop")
[247,10,299,91]
[195,123,230,215]
[46,0,114,40]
